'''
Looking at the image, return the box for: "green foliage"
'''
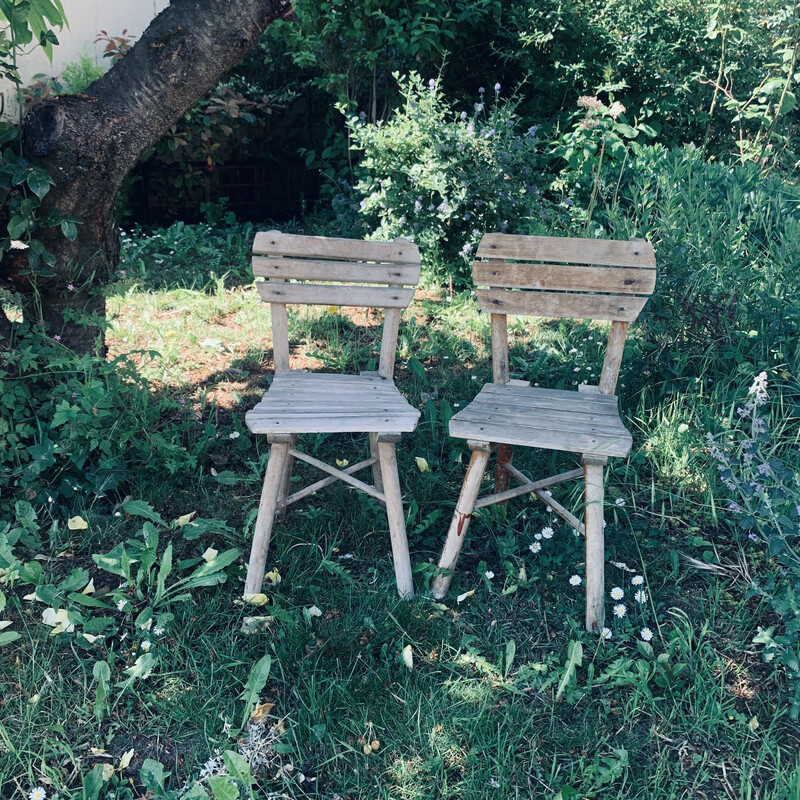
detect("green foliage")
[707,372,800,718]
[347,74,549,287]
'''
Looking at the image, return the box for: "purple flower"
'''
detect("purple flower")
[748,532,759,541]
[67,283,75,291]
[494,82,501,93]
[528,125,538,136]
[478,86,485,95]
[53,334,61,341]
[428,78,436,91]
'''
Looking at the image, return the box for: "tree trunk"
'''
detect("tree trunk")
[14,0,294,353]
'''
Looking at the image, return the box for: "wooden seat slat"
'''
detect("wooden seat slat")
[476,233,655,268]
[473,262,656,294]
[475,289,649,321]
[252,257,420,285]
[254,231,418,264]
[257,282,414,309]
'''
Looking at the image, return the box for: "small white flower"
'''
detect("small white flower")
[141,640,152,652]
[529,541,542,553]
[229,431,240,439]
[484,570,495,580]
[601,627,612,640]
[634,590,648,604]
[613,603,627,618]
[610,587,624,600]
[640,627,653,642]
[29,788,47,800]
[307,605,322,618]
[142,670,152,680]
[569,575,582,586]
[116,598,127,612]
[488,777,501,789]
[615,498,625,507]
[153,627,165,637]
[631,575,644,586]
[541,527,554,539]
[534,532,542,540]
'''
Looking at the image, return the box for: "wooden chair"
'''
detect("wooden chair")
[432,233,656,631]
[244,231,421,600]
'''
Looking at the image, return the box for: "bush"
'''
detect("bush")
[347,73,550,287]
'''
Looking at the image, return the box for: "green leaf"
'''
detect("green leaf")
[222,750,253,788]
[7,214,30,239]
[212,470,237,486]
[140,759,168,796]
[155,543,173,605]
[208,776,238,800]
[504,639,516,678]
[93,660,110,723]
[0,631,22,647]
[26,167,53,199]
[82,764,105,800]
[123,500,166,526]
[60,218,77,241]
[182,783,210,800]
[555,640,583,701]
[239,654,272,728]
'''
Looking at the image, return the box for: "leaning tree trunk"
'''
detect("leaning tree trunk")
[15,0,294,354]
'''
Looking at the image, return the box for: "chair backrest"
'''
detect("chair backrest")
[473,233,656,394]
[252,231,420,379]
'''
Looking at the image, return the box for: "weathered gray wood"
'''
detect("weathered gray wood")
[270,303,290,372]
[377,441,414,599]
[432,447,491,600]
[474,467,584,508]
[368,433,385,501]
[284,457,377,506]
[451,407,629,437]
[253,256,420,285]
[276,434,296,516]
[476,234,656,268]
[532,488,585,535]
[474,262,656,294]
[379,307,401,378]
[258,282,414,309]
[254,230,419,264]
[289,449,386,502]
[491,313,509,384]
[244,442,291,596]
[599,321,629,395]
[475,289,649,322]
[583,455,606,632]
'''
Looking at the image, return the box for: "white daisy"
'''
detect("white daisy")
[612,603,627,618]
[569,575,582,586]
[640,627,653,642]
[610,587,624,600]
[615,498,625,507]
[601,627,612,640]
[29,788,47,800]
[634,590,648,604]
[116,598,127,612]
[141,640,152,652]
[631,575,644,586]
[541,527,554,539]
[529,541,542,553]
[229,431,240,439]
[153,627,165,637]
[484,571,495,580]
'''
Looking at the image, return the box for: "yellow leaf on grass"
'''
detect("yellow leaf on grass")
[415,457,430,473]
[402,644,414,670]
[174,512,196,527]
[456,590,474,604]
[265,568,282,585]
[336,458,349,468]
[243,593,270,606]
[0,620,12,631]
[90,748,111,757]
[81,579,96,595]
[67,515,88,530]
[119,748,135,771]
[101,763,114,782]
[202,547,218,562]
[249,701,275,724]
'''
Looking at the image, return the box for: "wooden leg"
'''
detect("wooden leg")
[583,455,607,633]
[276,435,296,517]
[493,443,513,499]
[244,440,292,597]
[432,445,491,600]
[376,440,414,600]
[368,433,385,507]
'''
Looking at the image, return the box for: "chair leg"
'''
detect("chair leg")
[493,443,513,499]
[376,439,414,600]
[583,455,607,633]
[368,433,385,507]
[244,439,292,597]
[276,435,296,517]
[432,444,491,600]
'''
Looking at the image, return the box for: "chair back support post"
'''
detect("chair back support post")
[490,314,509,384]
[378,308,402,379]
[599,320,629,394]
[270,303,290,372]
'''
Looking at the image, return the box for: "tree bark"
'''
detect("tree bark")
[14,0,294,353]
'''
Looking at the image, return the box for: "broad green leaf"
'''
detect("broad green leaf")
[504,639,516,678]
[0,631,22,646]
[93,660,110,722]
[60,218,77,241]
[222,750,253,788]
[155,543,172,605]
[140,759,168,796]
[555,640,583,701]
[26,167,53,199]
[239,654,272,729]
[123,500,166,526]
[208,776,238,800]
[82,764,105,800]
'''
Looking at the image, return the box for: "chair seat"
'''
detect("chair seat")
[448,383,633,458]
[245,371,421,434]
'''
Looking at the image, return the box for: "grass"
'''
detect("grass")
[2,224,800,800]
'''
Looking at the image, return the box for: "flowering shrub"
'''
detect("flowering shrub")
[707,371,800,718]
[346,73,548,287]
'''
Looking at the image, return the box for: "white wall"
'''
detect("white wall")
[2,0,170,119]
